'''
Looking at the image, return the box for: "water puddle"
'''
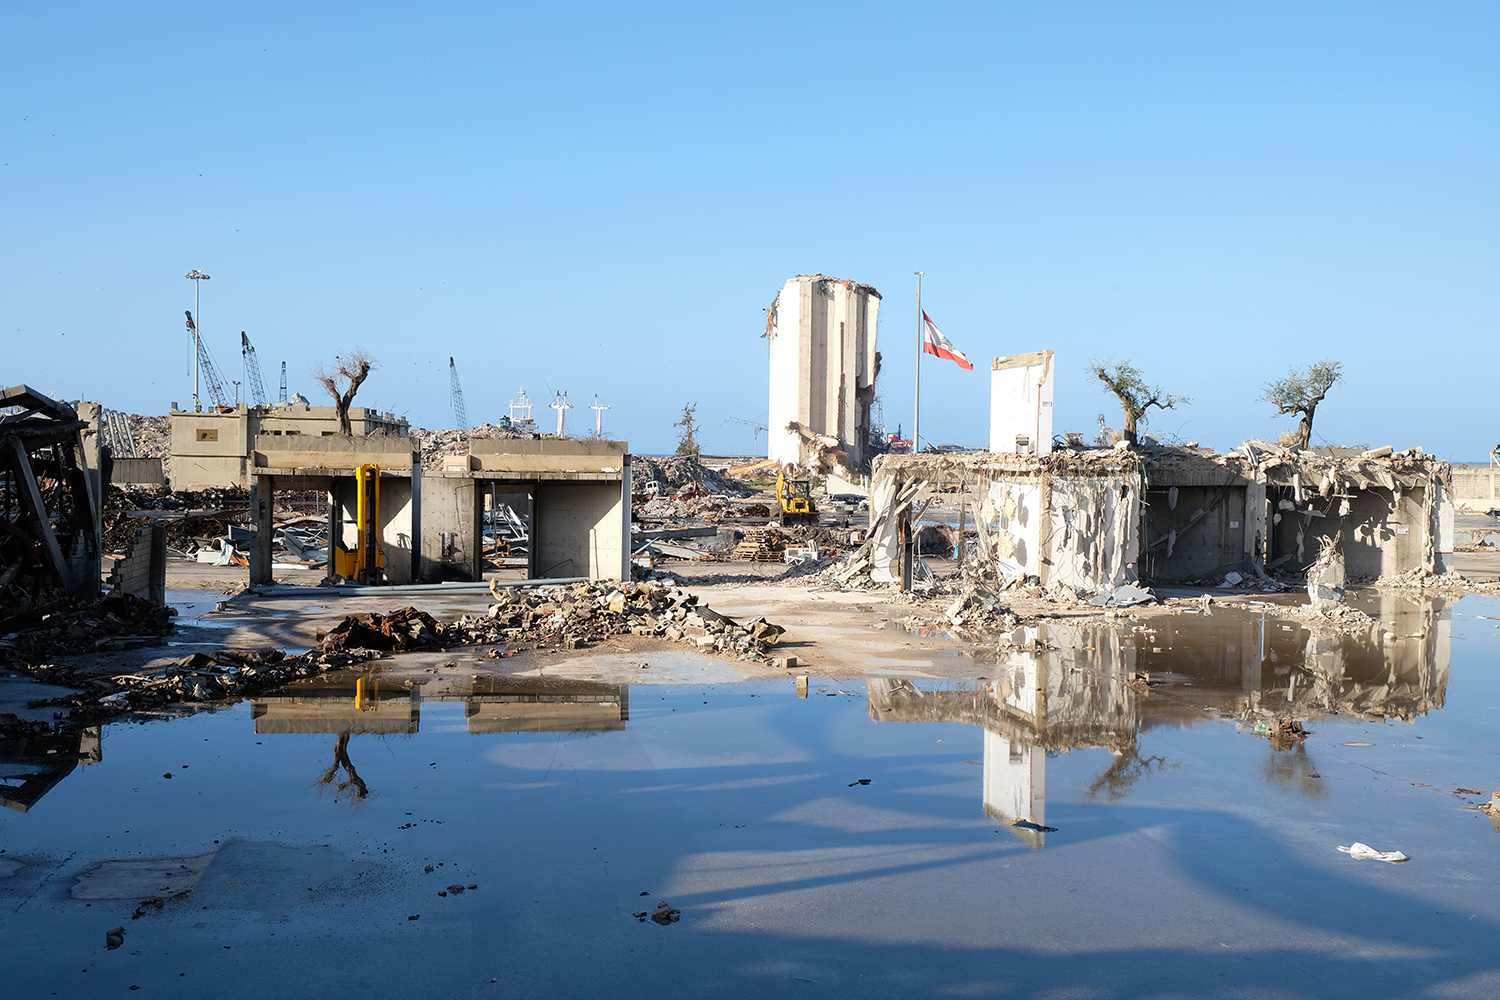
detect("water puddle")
[3,593,1498,996]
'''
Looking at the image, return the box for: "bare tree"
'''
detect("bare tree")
[315,732,369,804]
[1260,360,1342,449]
[314,350,378,436]
[1086,359,1188,445]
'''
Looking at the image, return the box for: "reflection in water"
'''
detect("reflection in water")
[0,723,102,813]
[315,732,370,803]
[871,594,1452,845]
[246,673,632,806]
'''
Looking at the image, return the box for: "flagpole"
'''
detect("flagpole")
[913,271,923,455]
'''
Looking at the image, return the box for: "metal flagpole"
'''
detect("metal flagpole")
[913,271,924,454]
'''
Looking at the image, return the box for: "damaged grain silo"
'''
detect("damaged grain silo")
[765,274,881,475]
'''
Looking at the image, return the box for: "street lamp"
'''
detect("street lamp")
[185,270,211,411]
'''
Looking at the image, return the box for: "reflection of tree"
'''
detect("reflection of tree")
[1258,742,1327,801]
[315,732,370,804]
[1086,746,1178,802]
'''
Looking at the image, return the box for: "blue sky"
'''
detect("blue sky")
[3,2,1495,459]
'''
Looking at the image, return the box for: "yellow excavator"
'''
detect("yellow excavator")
[775,469,817,526]
[333,464,385,585]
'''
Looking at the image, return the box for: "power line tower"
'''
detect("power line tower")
[448,357,468,436]
[549,391,573,437]
[240,332,269,406]
[589,394,610,438]
[279,361,288,403]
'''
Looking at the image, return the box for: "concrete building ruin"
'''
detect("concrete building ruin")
[846,346,1455,593]
[248,436,631,586]
[169,400,409,490]
[766,274,881,473]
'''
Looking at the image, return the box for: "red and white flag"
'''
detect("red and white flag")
[921,312,973,370]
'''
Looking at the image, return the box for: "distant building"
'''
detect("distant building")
[766,274,881,472]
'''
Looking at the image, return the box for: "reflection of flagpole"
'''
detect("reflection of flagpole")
[913,271,924,454]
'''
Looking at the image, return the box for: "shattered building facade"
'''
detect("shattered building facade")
[765,274,881,473]
[848,444,1453,594]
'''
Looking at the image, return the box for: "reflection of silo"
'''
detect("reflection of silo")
[982,730,1046,848]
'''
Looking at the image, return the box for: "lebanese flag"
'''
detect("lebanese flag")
[921,312,973,370]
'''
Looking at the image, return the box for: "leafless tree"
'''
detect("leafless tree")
[314,349,378,436]
[315,732,369,803]
[1086,359,1188,445]
[1260,360,1342,449]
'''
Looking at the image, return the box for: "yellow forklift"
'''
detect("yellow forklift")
[333,464,385,585]
[775,470,817,526]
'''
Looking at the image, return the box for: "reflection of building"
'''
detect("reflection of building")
[0,724,101,813]
[250,674,629,736]
[869,603,1454,845]
[870,623,1139,847]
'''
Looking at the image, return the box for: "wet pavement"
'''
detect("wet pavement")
[2,594,1498,998]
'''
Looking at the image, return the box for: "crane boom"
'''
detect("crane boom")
[240,332,269,406]
[448,357,468,435]
[193,332,230,408]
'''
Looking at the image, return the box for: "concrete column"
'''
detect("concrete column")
[620,458,633,582]
[249,476,275,585]
[410,460,423,584]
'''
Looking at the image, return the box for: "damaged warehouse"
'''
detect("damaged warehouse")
[846,440,1453,596]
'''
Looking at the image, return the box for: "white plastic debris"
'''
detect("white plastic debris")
[1338,842,1409,864]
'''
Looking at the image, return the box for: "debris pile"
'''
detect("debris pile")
[431,581,787,658]
[632,457,754,498]
[411,423,533,471]
[732,528,786,562]
[320,606,440,652]
[0,592,174,659]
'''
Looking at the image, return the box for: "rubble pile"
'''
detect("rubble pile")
[633,457,754,498]
[436,581,788,658]
[0,592,175,660]
[411,423,532,471]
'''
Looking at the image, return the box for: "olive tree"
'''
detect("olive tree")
[1086,359,1188,445]
[1261,360,1342,449]
[313,349,377,437]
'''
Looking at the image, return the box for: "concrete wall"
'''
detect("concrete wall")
[533,480,628,580]
[170,408,251,488]
[987,480,1043,583]
[1450,465,1499,510]
[1045,474,1141,593]
[253,434,418,470]
[469,438,627,475]
[1140,484,1249,583]
[767,274,881,469]
[989,351,1054,456]
[1270,485,1430,579]
[418,476,481,582]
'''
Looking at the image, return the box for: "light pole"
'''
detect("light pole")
[185,270,211,412]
